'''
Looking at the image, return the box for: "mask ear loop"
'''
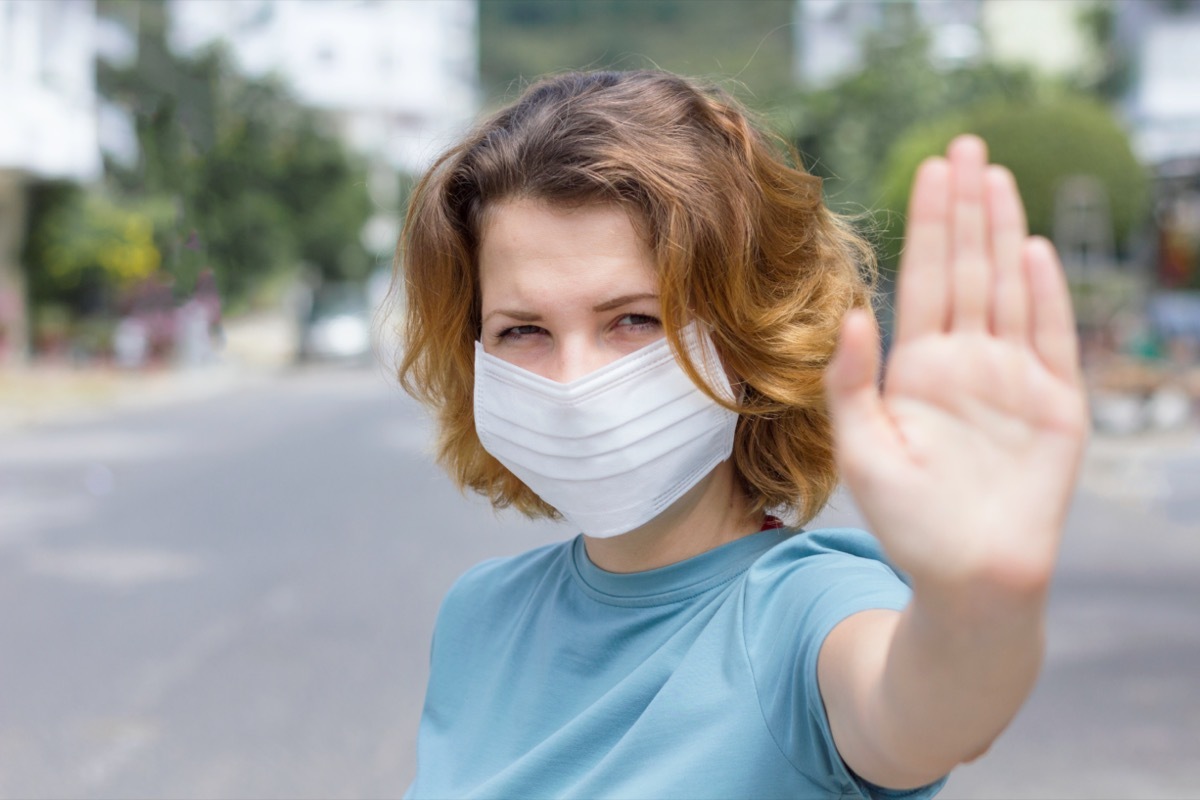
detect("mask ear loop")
[682,322,743,408]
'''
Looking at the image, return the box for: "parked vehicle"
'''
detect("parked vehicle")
[297,282,373,363]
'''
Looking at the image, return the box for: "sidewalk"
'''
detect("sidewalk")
[0,311,298,431]
[0,362,258,431]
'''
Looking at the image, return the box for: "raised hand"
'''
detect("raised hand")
[824,135,1089,600]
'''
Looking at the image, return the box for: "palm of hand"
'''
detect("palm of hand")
[826,137,1089,594]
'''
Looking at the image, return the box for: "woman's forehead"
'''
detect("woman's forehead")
[478,200,657,306]
[479,198,643,251]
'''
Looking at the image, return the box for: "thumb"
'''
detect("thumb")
[825,310,899,479]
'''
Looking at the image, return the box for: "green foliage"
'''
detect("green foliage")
[480,0,795,105]
[773,16,1038,216]
[32,191,165,286]
[877,96,1149,266]
[179,72,373,303]
[22,183,170,316]
[43,0,376,315]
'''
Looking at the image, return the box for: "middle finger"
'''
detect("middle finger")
[948,135,990,332]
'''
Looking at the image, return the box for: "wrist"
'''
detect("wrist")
[907,572,1049,643]
[894,530,1058,623]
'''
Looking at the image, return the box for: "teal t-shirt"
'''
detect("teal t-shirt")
[407,527,946,799]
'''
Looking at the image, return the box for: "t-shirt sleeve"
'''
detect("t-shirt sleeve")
[741,528,947,800]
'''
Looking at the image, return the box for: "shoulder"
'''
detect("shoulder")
[436,538,574,629]
[746,526,906,595]
[741,527,912,664]
[742,528,930,797]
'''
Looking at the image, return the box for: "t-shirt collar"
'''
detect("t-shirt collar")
[569,527,794,607]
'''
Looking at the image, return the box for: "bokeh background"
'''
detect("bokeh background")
[1,1,1198,798]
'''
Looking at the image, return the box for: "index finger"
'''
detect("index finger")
[894,157,951,346]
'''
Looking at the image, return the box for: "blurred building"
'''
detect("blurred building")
[793,0,1099,88]
[982,0,1101,78]
[0,0,102,362]
[794,0,984,86]
[1118,0,1200,170]
[167,0,480,254]
[1116,0,1200,292]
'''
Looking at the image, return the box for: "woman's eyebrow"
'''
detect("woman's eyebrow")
[483,294,658,323]
[592,293,659,312]
[483,309,542,323]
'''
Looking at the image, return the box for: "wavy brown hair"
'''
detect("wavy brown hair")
[396,70,875,526]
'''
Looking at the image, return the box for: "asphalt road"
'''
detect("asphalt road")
[1,365,1197,799]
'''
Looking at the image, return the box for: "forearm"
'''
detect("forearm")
[869,580,1048,787]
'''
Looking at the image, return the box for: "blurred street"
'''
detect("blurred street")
[1,366,1198,799]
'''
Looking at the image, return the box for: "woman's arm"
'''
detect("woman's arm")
[819,135,1090,789]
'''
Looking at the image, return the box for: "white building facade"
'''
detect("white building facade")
[0,0,101,181]
[168,0,478,255]
[1118,1,1200,170]
[168,0,479,176]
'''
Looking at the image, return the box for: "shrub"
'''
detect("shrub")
[877,96,1149,267]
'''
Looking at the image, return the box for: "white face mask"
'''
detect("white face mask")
[473,324,740,537]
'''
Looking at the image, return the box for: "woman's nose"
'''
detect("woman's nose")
[550,338,610,384]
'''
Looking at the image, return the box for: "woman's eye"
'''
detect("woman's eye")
[494,325,546,342]
[616,314,661,331]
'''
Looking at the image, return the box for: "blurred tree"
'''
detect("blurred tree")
[184,73,372,304]
[772,11,1037,218]
[89,0,371,309]
[1073,0,1133,101]
[479,0,795,104]
[21,183,159,317]
[877,97,1149,267]
[35,192,163,286]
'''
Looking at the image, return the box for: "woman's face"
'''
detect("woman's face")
[478,199,664,382]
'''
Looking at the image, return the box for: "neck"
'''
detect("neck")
[582,462,763,573]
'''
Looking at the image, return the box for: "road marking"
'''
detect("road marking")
[0,430,188,465]
[26,546,204,588]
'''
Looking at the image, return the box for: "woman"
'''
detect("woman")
[398,70,1088,798]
